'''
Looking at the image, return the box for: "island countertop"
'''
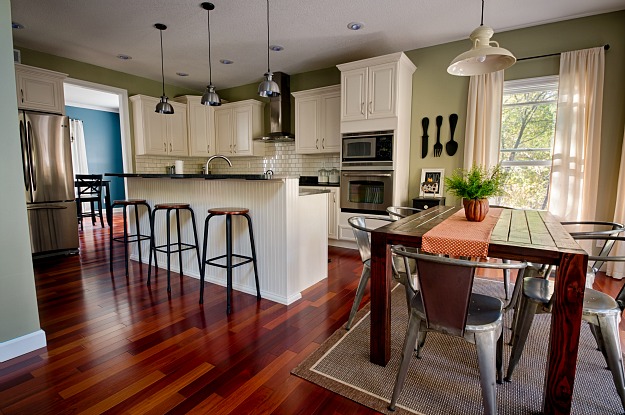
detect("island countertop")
[106,172,298,181]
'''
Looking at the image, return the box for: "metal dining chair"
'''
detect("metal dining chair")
[386,206,422,221]
[75,174,105,229]
[345,216,418,330]
[388,248,527,414]
[505,235,625,413]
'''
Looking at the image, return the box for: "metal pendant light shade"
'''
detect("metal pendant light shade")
[258,0,280,97]
[201,2,221,106]
[447,0,515,76]
[154,23,174,114]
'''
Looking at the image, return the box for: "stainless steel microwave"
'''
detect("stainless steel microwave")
[341,130,394,170]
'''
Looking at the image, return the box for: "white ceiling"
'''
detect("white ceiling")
[10,0,625,92]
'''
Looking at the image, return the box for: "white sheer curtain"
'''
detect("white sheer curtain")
[607,126,625,279]
[547,47,605,221]
[70,119,90,212]
[463,70,504,170]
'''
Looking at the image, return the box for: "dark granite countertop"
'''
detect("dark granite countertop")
[106,173,272,180]
[298,176,340,187]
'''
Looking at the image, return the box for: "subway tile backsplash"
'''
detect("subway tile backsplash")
[135,142,339,176]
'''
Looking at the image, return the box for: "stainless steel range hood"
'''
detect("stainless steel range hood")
[254,72,295,142]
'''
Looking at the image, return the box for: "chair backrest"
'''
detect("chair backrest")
[572,229,625,271]
[386,206,422,220]
[75,174,103,200]
[573,235,625,307]
[391,248,527,337]
[348,216,393,264]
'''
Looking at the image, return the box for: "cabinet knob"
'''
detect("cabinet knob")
[20,89,24,103]
[163,143,167,151]
[315,139,319,149]
[233,144,237,153]
[322,138,325,149]
[423,204,429,209]
[360,102,364,115]
[207,144,210,153]
[368,101,372,114]
[169,143,172,151]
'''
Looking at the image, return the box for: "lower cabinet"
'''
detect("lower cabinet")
[303,186,339,239]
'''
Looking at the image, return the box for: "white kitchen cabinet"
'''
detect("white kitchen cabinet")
[174,95,215,157]
[14,63,67,114]
[293,85,340,154]
[130,95,188,156]
[304,186,340,239]
[213,100,264,157]
[337,52,416,130]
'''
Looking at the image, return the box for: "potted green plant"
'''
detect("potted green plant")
[444,164,508,222]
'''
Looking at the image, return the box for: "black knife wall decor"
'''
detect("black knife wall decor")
[421,117,429,158]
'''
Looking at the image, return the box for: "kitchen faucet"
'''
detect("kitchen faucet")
[204,154,233,174]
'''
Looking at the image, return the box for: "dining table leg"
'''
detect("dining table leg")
[543,252,587,415]
[370,232,393,365]
[104,182,112,226]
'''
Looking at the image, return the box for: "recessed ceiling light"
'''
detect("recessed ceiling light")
[269,45,284,52]
[12,22,25,29]
[347,22,364,31]
[176,72,189,77]
[220,59,234,65]
[116,54,132,60]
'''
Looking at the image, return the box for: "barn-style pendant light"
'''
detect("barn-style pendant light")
[154,23,174,114]
[447,0,515,76]
[258,0,280,97]
[200,2,221,106]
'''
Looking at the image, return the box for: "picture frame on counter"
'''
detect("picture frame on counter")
[420,168,444,198]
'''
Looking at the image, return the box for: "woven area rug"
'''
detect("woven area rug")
[292,279,623,414]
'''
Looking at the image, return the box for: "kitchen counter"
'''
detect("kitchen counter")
[106,173,298,181]
[299,188,331,196]
[298,176,340,187]
[119,176,328,305]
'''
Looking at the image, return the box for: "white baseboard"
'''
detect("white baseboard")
[0,329,46,362]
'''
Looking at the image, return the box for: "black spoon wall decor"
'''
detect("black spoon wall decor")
[446,113,458,156]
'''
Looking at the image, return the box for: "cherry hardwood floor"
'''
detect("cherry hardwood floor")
[1,212,624,414]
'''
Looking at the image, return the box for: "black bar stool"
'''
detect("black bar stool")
[200,207,261,314]
[109,199,153,276]
[148,203,201,293]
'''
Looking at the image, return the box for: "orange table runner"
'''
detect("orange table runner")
[421,208,503,257]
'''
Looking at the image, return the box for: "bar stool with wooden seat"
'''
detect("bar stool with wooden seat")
[200,207,261,313]
[148,203,201,293]
[109,199,153,277]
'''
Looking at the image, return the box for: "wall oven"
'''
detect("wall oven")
[341,130,394,170]
[340,170,394,215]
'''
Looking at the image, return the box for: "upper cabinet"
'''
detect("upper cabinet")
[130,95,188,156]
[337,52,416,133]
[15,63,67,114]
[174,95,216,157]
[292,85,340,154]
[213,100,265,157]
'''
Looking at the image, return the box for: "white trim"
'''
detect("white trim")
[65,100,119,113]
[0,329,46,362]
[503,75,559,94]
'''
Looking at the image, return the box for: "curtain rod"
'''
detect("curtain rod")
[517,44,609,61]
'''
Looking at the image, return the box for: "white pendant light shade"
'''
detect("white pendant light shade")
[201,2,221,106]
[258,0,280,97]
[201,84,221,106]
[447,25,516,76]
[258,72,280,97]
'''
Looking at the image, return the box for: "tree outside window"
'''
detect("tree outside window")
[493,76,558,210]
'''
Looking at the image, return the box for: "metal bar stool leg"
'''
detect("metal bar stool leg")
[134,204,142,264]
[148,208,157,285]
[109,205,114,272]
[166,208,172,293]
[190,209,202,273]
[122,205,129,276]
[226,214,233,314]
[176,208,183,277]
[199,214,214,304]
[244,213,261,300]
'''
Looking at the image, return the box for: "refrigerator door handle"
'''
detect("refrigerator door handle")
[27,204,69,210]
[19,119,30,191]
[27,121,37,191]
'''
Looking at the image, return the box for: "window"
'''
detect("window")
[494,76,558,210]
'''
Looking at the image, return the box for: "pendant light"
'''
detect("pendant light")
[154,23,174,114]
[200,2,221,106]
[447,0,515,76]
[258,0,280,97]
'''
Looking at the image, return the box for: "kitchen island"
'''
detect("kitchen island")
[108,174,329,305]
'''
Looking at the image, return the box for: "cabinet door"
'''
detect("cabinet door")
[188,101,214,156]
[232,105,253,156]
[17,72,64,114]
[341,68,367,122]
[144,107,167,155]
[367,62,396,119]
[166,106,188,156]
[327,188,339,239]
[295,96,321,154]
[214,108,233,154]
[321,94,341,153]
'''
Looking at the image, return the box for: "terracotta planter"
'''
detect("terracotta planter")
[463,198,489,222]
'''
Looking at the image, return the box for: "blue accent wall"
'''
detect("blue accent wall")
[65,106,125,202]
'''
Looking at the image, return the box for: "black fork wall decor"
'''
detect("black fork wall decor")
[433,115,443,157]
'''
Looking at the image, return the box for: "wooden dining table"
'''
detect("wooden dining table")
[370,205,588,415]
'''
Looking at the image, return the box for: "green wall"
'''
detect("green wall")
[14,10,625,220]
[0,0,42,344]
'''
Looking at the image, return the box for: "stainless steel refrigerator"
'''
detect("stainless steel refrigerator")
[19,110,79,255]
